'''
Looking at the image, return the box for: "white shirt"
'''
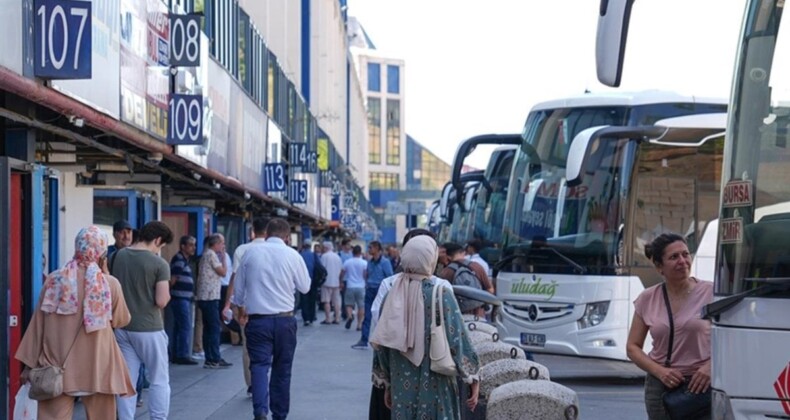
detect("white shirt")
[342,257,367,289]
[220,251,233,286]
[469,254,491,276]
[234,237,310,315]
[320,251,343,287]
[370,274,453,334]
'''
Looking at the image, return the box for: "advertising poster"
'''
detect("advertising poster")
[205,59,230,174]
[53,0,121,118]
[227,82,244,180]
[241,95,266,192]
[119,0,169,140]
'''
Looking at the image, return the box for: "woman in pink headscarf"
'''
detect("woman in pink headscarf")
[16,225,135,419]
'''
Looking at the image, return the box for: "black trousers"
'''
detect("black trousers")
[300,285,318,323]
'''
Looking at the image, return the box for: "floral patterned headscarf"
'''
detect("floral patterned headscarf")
[40,225,112,333]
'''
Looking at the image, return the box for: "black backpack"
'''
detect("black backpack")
[447,261,483,312]
[312,254,328,288]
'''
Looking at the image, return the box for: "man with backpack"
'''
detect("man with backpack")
[438,242,494,316]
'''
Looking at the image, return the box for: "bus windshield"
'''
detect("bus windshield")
[718,0,790,297]
[503,106,631,274]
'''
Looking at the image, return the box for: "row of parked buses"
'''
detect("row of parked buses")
[430,89,728,362]
[596,1,790,418]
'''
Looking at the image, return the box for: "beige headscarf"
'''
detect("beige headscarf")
[370,235,438,366]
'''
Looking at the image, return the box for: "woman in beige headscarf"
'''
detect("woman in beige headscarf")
[371,235,480,419]
[16,225,135,419]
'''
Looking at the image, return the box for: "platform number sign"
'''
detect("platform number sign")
[34,0,92,79]
[264,163,287,193]
[289,180,308,204]
[169,14,201,67]
[289,142,307,168]
[304,151,318,173]
[168,94,203,145]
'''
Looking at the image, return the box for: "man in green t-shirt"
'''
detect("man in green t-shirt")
[111,221,173,420]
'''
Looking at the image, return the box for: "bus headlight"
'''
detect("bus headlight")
[711,389,735,420]
[577,301,610,329]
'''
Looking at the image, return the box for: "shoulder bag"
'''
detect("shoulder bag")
[312,254,327,288]
[27,321,83,401]
[429,282,457,376]
[660,283,712,419]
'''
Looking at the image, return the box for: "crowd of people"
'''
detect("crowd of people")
[13,212,714,419]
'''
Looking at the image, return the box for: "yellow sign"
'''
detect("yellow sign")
[317,138,329,171]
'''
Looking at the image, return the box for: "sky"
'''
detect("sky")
[346,0,745,169]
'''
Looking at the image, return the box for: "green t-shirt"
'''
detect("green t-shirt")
[111,247,171,332]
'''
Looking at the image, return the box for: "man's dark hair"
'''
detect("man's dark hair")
[253,217,270,235]
[352,245,362,256]
[443,242,464,257]
[179,235,196,247]
[138,221,174,245]
[368,241,382,251]
[341,238,351,246]
[466,239,484,253]
[266,218,291,239]
[401,228,436,247]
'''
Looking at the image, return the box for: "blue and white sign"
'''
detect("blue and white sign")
[331,193,341,221]
[289,180,308,204]
[168,94,203,145]
[289,142,307,168]
[34,0,92,79]
[304,150,318,173]
[263,163,286,193]
[169,14,201,67]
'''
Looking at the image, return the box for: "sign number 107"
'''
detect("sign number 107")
[34,0,92,79]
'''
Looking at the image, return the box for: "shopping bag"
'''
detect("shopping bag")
[14,383,38,420]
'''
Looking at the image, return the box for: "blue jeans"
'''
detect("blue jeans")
[246,315,297,420]
[360,286,378,345]
[198,300,221,363]
[169,297,192,359]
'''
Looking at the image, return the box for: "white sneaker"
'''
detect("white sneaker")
[192,351,205,360]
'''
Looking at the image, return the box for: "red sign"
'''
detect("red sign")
[723,180,752,207]
[720,218,743,244]
[774,362,790,415]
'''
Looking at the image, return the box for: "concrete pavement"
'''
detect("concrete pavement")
[75,319,374,420]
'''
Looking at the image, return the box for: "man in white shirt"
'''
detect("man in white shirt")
[319,241,343,324]
[340,245,367,330]
[223,217,269,397]
[234,218,310,420]
[466,239,491,276]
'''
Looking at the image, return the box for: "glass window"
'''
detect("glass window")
[238,10,250,91]
[369,172,400,190]
[267,52,275,113]
[386,99,400,165]
[368,62,381,92]
[94,197,129,227]
[420,148,451,190]
[368,97,381,164]
[387,65,400,94]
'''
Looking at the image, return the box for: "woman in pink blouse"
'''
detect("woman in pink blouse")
[626,233,713,420]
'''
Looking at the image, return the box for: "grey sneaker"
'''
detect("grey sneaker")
[203,361,219,369]
[217,359,233,368]
[351,341,368,350]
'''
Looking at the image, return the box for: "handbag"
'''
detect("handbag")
[660,283,711,419]
[429,282,457,376]
[27,321,82,401]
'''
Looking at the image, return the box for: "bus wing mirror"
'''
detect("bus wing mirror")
[596,0,635,87]
[566,125,666,187]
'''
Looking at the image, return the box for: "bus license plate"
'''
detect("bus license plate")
[520,333,546,347]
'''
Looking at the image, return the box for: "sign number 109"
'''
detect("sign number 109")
[34,0,92,79]
[168,94,203,145]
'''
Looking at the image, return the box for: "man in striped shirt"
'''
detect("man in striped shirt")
[168,235,197,365]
